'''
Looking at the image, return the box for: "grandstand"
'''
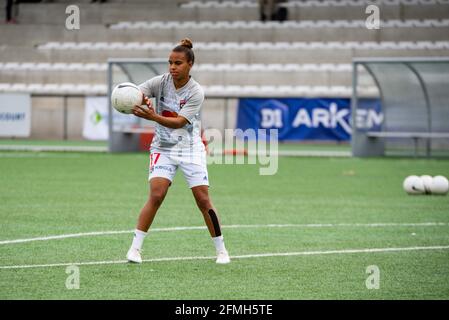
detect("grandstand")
[0,0,448,142]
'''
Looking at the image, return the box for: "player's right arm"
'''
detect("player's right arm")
[132,98,188,129]
[138,75,163,102]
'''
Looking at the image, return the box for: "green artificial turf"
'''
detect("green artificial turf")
[0,139,108,147]
[0,151,448,299]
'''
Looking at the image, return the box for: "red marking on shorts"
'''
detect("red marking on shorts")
[153,153,161,165]
[149,152,161,170]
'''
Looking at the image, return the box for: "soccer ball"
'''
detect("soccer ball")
[111,82,143,114]
[430,176,449,195]
[420,175,433,194]
[403,175,425,195]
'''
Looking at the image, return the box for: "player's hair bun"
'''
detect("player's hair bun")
[179,38,193,49]
[172,38,195,64]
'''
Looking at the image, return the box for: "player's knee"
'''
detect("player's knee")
[149,190,167,206]
[196,196,212,211]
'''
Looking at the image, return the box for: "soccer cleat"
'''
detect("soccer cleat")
[216,250,231,264]
[126,247,142,264]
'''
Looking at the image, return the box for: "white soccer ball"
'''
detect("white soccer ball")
[111,82,143,114]
[420,175,433,194]
[430,175,449,195]
[403,175,425,195]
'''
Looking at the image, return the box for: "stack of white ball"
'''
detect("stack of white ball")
[403,175,449,195]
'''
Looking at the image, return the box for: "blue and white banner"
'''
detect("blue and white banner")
[0,93,31,137]
[236,98,382,141]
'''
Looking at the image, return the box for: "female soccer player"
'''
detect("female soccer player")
[126,38,230,264]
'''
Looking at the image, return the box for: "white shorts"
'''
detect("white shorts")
[148,149,209,188]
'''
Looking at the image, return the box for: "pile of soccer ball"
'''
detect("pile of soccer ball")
[403,175,449,195]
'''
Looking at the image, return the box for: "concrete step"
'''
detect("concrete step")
[193,70,353,86]
[181,0,449,8]
[1,23,449,46]
[15,2,449,24]
[2,44,448,64]
[0,69,107,84]
[16,3,257,24]
[0,68,356,86]
[1,82,376,98]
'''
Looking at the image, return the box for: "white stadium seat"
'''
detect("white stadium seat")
[192,63,353,72]
[38,41,449,50]
[0,83,108,94]
[0,62,109,72]
[433,41,449,49]
[107,19,449,30]
[35,63,52,70]
[0,83,381,97]
[177,0,447,7]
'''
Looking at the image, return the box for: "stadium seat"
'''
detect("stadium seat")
[107,19,449,30]
[36,40,449,52]
[179,0,446,8]
[0,82,363,97]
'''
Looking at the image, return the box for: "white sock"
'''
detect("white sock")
[131,229,147,251]
[212,235,226,252]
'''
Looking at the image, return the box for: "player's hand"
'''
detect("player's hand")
[143,96,152,107]
[132,103,156,121]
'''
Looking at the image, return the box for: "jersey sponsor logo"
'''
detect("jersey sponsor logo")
[179,99,187,109]
[153,165,175,173]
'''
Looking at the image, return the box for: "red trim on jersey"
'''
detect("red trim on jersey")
[162,110,178,118]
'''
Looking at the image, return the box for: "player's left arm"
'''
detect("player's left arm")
[177,89,204,125]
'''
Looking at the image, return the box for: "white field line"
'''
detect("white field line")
[1,245,449,270]
[0,222,447,245]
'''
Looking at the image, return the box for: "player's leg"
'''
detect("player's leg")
[191,185,220,237]
[191,185,230,264]
[127,178,171,263]
[127,151,176,263]
[179,150,230,264]
[137,177,171,232]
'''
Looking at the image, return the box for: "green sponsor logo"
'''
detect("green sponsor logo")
[90,110,102,125]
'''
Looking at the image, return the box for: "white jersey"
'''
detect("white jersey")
[138,73,204,154]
